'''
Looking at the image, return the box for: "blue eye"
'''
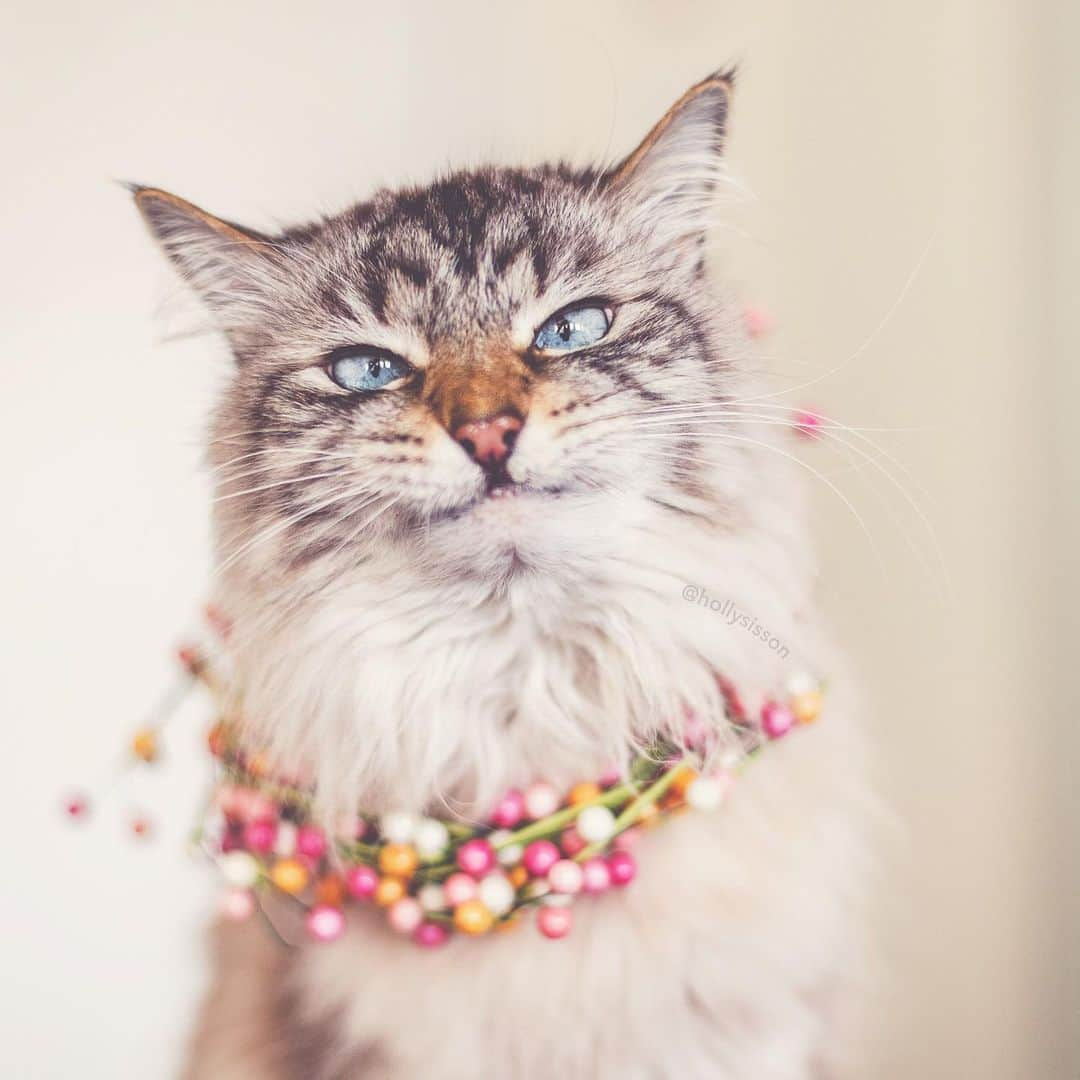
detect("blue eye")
[533,304,612,352]
[327,349,412,392]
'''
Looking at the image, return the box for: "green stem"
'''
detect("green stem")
[335,840,381,862]
[490,778,652,851]
[574,757,690,862]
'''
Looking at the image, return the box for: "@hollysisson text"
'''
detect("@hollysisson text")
[681,585,790,659]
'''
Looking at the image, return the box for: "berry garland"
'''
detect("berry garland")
[196,668,823,948]
[64,606,823,949]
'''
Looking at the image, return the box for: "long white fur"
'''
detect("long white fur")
[142,75,870,1079]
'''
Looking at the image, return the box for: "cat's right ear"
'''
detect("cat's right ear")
[604,69,735,250]
[131,185,283,330]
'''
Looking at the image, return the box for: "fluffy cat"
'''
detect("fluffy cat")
[134,70,868,1079]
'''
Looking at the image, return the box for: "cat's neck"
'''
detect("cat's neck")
[217,480,819,820]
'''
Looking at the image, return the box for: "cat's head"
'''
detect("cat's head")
[135,71,745,592]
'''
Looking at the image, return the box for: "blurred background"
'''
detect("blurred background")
[1,1,1076,1076]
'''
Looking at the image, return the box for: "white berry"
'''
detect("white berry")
[576,805,616,844]
[686,776,727,812]
[478,874,516,916]
[417,883,447,912]
[219,851,259,888]
[413,818,450,858]
[273,821,297,857]
[381,811,418,845]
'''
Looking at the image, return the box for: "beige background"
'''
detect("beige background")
[1,1,1075,1076]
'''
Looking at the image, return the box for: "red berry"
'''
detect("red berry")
[177,644,203,673]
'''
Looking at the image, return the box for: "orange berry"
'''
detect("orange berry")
[669,764,698,796]
[453,899,494,936]
[206,723,227,758]
[316,873,345,907]
[569,781,602,806]
[792,690,823,725]
[132,729,157,763]
[378,843,419,878]
[374,876,406,907]
[508,865,529,889]
[247,752,271,779]
[270,858,309,895]
[660,790,684,811]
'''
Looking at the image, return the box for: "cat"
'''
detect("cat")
[134,69,868,1079]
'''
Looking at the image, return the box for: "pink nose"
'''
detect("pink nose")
[453,413,522,467]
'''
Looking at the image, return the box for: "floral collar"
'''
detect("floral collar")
[67,607,823,948]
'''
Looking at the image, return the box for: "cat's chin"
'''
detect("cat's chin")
[418,484,615,581]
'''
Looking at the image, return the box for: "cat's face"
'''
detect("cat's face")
[136,73,738,587]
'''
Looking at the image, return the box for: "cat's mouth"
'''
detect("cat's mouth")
[428,475,567,525]
[484,463,531,498]
[483,465,566,503]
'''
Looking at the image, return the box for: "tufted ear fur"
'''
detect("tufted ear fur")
[131,185,285,345]
[605,69,735,247]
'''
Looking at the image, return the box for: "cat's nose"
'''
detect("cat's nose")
[453,413,522,468]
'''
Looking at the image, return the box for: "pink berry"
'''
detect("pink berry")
[490,789,526,829]
[296,825,327,860]
[243,818,277,854]
[537,905,573,939]
[718,677,748,722]
[612,827,642,852]
[598,763,622,787]
[792,408,824,439]
[581,857,612,895]
[220,888,256,922]
[548,859,584,895]
[345,864,379,900]
[443,872,478,906]
[245,793,276,822]
[413,921,450,948]
[560,827,586,857]
[522,840,560,877]
[334,815,364,841]
[683,712,712,751]
[306,904,345,943]
[743,303,773,340]
[607,850,637,887]
[456,838,496,877]
[220,826,244,853]
[387,897,423,934]
[761,701,795,739]
[177,643,202,672]
[215,785,245,817]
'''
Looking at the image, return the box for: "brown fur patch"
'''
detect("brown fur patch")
[423,340,534,431]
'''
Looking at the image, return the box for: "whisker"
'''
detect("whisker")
[735,227,938,404]
[212,448,356,481]
[216,485,375,574]
[211,468,346,504]
[635,428,888,576]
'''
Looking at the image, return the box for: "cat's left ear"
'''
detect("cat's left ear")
[605,69,734,245]
[131,186,284,340]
